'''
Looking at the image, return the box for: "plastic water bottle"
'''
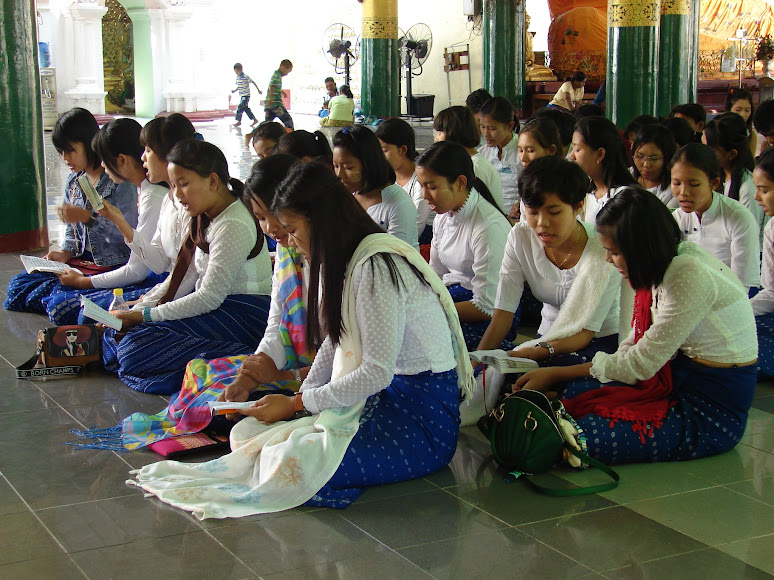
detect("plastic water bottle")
[109,288,128,313]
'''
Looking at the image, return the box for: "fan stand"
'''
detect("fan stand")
[405,50,414,117]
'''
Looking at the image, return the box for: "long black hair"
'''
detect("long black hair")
[669,143,724,190]
[139,113,196,160]
[278,130,334,170]
[271,162,401,347]
[575,116,637,190]
[416,141,508,219]
[375,118,418,161]
[596,186,682,289]
[51,107,101,170]
[479,97,519,133]
[244,154,299,210]
[519,118,562,156]
[91,118,144,179]
[433,106,481,148]
[167,140,245,200]
[333,125,396,192]
[245,121,286,149]
[631,124,677,190]
[703,112,755,201]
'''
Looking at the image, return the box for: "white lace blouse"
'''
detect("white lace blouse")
[134,200,272,321]
[495,221,620,337]
[299,254,456,414]
[591,243,758,385]
[673,192,760,289]
[430,189,511,316]
[91,180,167,289]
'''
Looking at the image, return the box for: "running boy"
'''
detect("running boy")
[232,63,262,127]
[265,59,294,130]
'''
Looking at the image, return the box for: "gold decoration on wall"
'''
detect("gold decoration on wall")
[102,0,134,111]
[362,18,398,39]
[661,0,690,15]
[608,1,661,28]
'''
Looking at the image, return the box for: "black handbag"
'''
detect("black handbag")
[16,325,102,380]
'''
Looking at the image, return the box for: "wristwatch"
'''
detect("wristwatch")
[536,341,555,359]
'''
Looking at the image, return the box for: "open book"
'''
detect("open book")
[77,174,104,211]
[207,401,256,416]
[20,255,82,275]
[469,350,539,374]
[80,295,123,331]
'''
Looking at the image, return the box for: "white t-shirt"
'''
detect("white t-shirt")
[673,192,760,289]
[549,81,583,110]
[135,200,272,321]
[495,221,620,337]
[591,242,758,385]
[477,136,522,215]
[91,180,167,289]
[300,255,456,414]
[582,185,626,225]
[127,191,190,277]
[365,183,419,249]
[471,153,505,212]
[430,189,511,316]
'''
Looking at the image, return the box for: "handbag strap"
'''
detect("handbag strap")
[15,353,82,379]
[518,444,620,497]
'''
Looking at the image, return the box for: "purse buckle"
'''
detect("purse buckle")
[524,411,538,431]
[493,404,505,422]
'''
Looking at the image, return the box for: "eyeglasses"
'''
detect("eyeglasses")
[633,154,664,164]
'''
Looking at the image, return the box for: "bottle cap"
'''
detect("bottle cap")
[113,288,123,296]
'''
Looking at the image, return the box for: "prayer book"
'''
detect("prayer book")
[80,295,123,331]
[77,174,104,211]
[469,350,539,374]
[20,255,82,275]
[207,401,256,416]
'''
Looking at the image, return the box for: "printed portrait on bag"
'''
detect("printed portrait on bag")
[51,326,93,357]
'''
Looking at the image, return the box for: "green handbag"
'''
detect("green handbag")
[477,390,620,496]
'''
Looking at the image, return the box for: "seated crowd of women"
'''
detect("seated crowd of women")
[6,90,771,518]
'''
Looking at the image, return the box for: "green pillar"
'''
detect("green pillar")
[0,0,47,252]
[360,0,399,118]
[687,0,700,102]
[607,0,660,127]
[656,0,696,116]
[125,1,155,119]
[482,0,525,108]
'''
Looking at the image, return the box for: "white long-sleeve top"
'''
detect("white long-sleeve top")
[582,185,626,225]
[254,250,310,370]
[495,221,620,337]
[591,242,758,385]
[477,136,522,215]
[430,188,511,316]
[400,173,434,236]
[752,218,774,316]
[673,192,760,289]
[471,153,505,212]
[365,183,419,249]
[126,191,190,275]
[647,183,679,209]
[90,180,167,289]
[299,254,456,414]
[723,169,769,247]
[133,200,272,321]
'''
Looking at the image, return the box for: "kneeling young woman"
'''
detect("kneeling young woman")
[515,188,758,464]
[127,162,473,517]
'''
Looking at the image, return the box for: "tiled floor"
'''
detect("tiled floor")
[4,117,774,579]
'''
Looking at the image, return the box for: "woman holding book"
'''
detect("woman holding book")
[514,188,757,464]
[126,161,474,518]
[420,141,512,351]
[103,140,273,394]
[45,118,169,325]
[4,108,138,314]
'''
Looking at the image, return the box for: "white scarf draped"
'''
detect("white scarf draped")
[128,233,472,519]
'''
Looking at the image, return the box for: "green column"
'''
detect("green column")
[607,0,661,127]
[656,0,695,116]
[125,1,155,119]
[482,0,525,108]
[0,0,47,252]
[687,0,700,102]
[360,0,399,118]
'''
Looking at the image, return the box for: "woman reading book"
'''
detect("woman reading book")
[4,108,138,314]
[126,161,474,517]
[515,187,758,464]
[476,156,621,365]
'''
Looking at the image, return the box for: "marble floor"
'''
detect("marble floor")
[4,115,774,579]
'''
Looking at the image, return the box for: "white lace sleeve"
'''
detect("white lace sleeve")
[300,336,334,392]
[590,256,716,384]
[300,257,406,415]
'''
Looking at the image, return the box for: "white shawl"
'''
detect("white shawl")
[128,233,472,519]
[518,234,620,349]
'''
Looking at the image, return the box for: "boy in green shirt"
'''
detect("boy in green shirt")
[264,59,294,130]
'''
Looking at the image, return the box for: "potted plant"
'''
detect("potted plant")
[757,35,774,77]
